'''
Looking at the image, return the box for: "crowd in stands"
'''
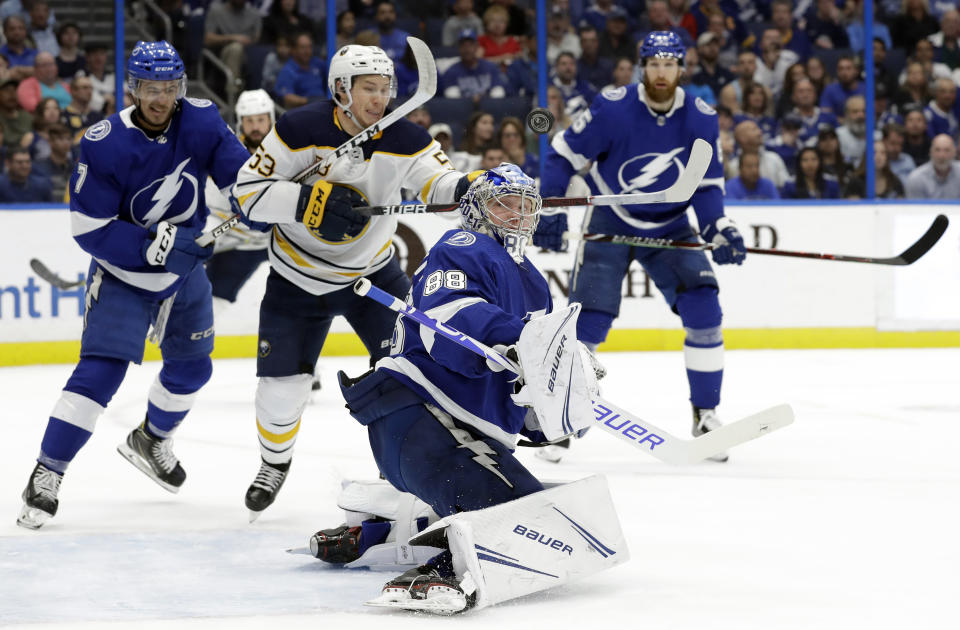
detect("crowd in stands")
[7,0,960,202]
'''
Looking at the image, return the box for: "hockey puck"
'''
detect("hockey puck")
[526,107,555,135]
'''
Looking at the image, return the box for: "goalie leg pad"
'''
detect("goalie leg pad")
[409,474,628,610]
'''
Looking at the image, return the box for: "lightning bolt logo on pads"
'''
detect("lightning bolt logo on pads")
[130,157,199,227]
[618,147,685,193]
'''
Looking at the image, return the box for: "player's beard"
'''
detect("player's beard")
[643,74,681,105]
[243,132,264,151]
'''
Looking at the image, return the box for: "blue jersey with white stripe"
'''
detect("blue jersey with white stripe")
[377,229,552,447]
[69,98,250,298]
[542,84,725,235]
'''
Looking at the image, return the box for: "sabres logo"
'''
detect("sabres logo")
[617,148,686,193]
[258,339,272,358]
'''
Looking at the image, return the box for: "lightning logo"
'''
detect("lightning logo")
[131,157,199,227]
[618,148,685,193]
[432,407,514,488]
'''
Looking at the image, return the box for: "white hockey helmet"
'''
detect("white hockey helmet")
[234,88,276,127]
[327,45,397,112]
[460,163,542,263]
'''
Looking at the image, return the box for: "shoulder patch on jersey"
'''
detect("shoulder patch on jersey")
[602,86,627,101]
[695,97,716,116]
[445,231,477,247]
[186,97,213,108]
[84,119,111,141]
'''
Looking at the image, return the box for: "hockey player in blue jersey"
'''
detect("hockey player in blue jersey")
[533,31,746,463]
[16,41,251,529]
[310,164,621,614]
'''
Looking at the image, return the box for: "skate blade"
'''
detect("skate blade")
[535,447,567,464]
[248,510,263,523]
[16,504,52,530]
[365,590,467,615]
[286,546,313,556]
[706,452,730,463]
[116,444,181,494]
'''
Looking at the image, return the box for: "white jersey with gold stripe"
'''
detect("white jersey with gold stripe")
[233,100,463,296]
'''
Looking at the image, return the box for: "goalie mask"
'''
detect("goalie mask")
[327,45,397,115]
[460,163,542,263]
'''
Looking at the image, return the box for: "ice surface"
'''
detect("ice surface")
[2,349,958,629]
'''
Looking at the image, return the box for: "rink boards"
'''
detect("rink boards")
[1,202,959,365]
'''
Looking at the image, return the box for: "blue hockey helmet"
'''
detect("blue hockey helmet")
[127,40,187,98]
[460,163,542,263]
[638,31,685,65]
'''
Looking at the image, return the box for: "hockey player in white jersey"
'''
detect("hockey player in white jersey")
[232,44,478,521]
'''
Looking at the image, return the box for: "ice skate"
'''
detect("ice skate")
[535,437,571,463]
[693,407,729,463]
[244,459,289,522]
[117,423,186,492]
[309,524,362,563]
[17,463,63,530]
[366,564,476,615]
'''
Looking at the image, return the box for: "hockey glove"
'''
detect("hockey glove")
[142,221,213,276]
[454,170,485,201]
[532,211,568,252]
[702,216,746,265]
[296,180,368,241]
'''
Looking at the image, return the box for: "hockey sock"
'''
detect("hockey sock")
[255,375,312,465]
[144,356,212,438]
[676,287,724,409]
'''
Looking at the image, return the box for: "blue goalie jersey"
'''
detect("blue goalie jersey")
[377,229,552,447]
[69,98,250,297]
[542,84,725,236]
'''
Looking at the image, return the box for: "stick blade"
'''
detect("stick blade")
[684,404,795,464]
[405,36,437,101]
[894,214,949,265]
[664,138,713,203]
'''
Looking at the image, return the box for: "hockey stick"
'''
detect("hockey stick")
[353,278,793,464]
[29,258,85,289]
[196,36,438,248]
[565,213,949,266]
[348,138,715,216]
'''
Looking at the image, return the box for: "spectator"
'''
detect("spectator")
[765,113,804,175]
[460,109,495,162]
[356,29,382,46]
[552,51,596,109]
[870,37,900,100]
[844,140,905,198]
[816,124,849,185]
[489,0,528,38]
[774,62,807,119]
[261,0,314,45]
[81,43,114,114]
[545,84,573,137]
[477,5,521,66]
[602,56,634,91]
[891,0,940,51]
[845,0,892,51]
[406,105,431,128]
[260,33,291,96]
[546,7,581,64]
[691,31,734,100]
[836,95,868,166]
[204,0,263,90]
[909,37,954,82]
[905,132,960,197]
[895,60,932,110]
[0,146,52,201]
[728,119,790,188]
[439,29,507,100]
[805,0,850,49]
[686,0,750,47]
[25,95,59,160]
[348,0,376,21]
[733,82,776,141]
[580,0,621,33]
[505,35,537,96]
[637,0,695,49]
[274,31,328,109]
[726,150,780,199]
[429,121,472,171]
[716,103,734,132]
[719,49,758,114]
[17,52,69,112]
[598,6,633,61]
[804,55,829,98]
[577,25,614,91]
[54,23,84,80]
[0,0,54,25]
[903,105,933,165]
[26,0,56,56]
[927,8,960,68]
[32,122,72,201]
[497,116,538,177]
[782,146,840,198]
[393,43,422,98]
[1,16,37,75]
[883,122,918,181]
[874,82,903,128]
[373,1,410,63]
[819,56,865,120]
[789,77,838,145]
[704,11,737,68]
[62,74,103,144]
[478,143,505,169]
[0,77,32,150]
[336,10,357,49]
[754,28,799,98]
[925,76,958,138]
[443,0,483,47]
[770,0,812,60]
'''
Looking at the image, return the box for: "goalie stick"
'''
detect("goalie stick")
[196,36,438,248]
[347,138,715,216]
[564,214,949,266]
[29,258,85,289]
[353,278,793,464]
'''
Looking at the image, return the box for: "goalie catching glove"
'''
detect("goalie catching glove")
[296,180,368,241]
[142,221,213,276]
